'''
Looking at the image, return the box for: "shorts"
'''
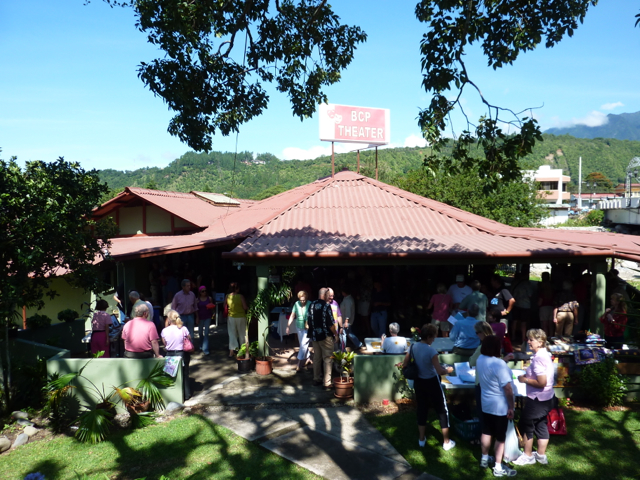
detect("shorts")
[482,412,508,442]
[519,397,554,440]
[431,319,451,332]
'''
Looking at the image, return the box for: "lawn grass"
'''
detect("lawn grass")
[0,414,322,480]
[368,407,640,480]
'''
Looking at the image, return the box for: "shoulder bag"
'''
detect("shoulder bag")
[402,344,419,380]
[183,329,195,353]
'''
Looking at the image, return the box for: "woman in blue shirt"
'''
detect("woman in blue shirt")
[450,303,481,356]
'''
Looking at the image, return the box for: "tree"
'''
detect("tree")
[103,0,366,152]
[584,172,614,192]
[102,1,633,189]
[0,156,116,411]
[393,167,548,228]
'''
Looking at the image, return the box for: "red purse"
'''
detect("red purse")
[547,407,567,435]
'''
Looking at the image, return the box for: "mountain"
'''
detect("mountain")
[98,134,640,200]
[545,111,640,141]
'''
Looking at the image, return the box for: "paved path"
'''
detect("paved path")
[186,328,440,479]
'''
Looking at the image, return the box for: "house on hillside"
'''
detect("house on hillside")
[523,165,571,226]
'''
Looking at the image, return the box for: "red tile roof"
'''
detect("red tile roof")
[223,172,614,262]
[104,171,640,263]
[94,187,239,229]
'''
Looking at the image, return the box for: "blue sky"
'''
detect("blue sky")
[1,0,639,172]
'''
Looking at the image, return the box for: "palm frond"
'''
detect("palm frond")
[130,411,156,429]
[75,409,112,444]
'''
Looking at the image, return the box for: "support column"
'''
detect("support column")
[590,261,607,334]
[256,265,269,355]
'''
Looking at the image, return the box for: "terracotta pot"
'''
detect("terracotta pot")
[126,400,151,415]
[237,357,255,373]
[333,377,354,399]
[255,357,273,376]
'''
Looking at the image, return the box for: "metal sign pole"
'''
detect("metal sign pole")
[375,146,378,181]
[332,141,335,178]
[357,150,360,174]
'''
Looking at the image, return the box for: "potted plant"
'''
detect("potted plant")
[26,313,52,330]
[255,327,273,376]
[240,267,296,365]
[236,341,259,372]
[44,360,174,443]
[57,309,79,323]
[331,351,355,399]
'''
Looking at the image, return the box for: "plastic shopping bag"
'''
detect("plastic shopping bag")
[503,420,522,463]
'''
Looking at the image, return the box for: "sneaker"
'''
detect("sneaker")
[480,456,495,468]
[534,452,548,465]
[418,438,426,447]
[442,439,456,451]
[493,464,517,477]
[512,453,536,466]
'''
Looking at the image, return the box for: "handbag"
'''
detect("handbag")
[183,331,195,353]
[547,406,567,435]
[402,344,419,380]
[223,301,229,317]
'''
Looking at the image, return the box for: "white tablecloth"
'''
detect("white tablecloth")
[276,312,297,340]
[364,337,454,353]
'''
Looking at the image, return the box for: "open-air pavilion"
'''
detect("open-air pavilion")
[89,170,640,350]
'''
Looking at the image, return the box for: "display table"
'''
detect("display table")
[364,337,454,353]
[442,368,527,397]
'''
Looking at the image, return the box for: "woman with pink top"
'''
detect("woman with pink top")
[427,283,452,337]
[513,329,555,467]
[90,300,112,357]
[162,310,192,400]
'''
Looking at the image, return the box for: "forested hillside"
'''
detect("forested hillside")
[98,134,640,200]
[545,111,640,141]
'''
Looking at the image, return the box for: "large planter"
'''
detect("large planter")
[333,377,354,399]
[237,357,255,373]
[255,357,273,376]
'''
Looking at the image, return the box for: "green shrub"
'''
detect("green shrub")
[26,314,52,330]
[584,209,604,226]
[57,309,79,323]
[576,358,627,407]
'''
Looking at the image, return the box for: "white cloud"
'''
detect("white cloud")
[404,134,427,148]
[553,110,609,129]
[601,101,624,111]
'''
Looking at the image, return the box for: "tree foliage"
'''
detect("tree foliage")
[102,0,366,152]
[393,166,548,228]
[0,157,116,319]
[584,171,614,192]
[415,0,597,188]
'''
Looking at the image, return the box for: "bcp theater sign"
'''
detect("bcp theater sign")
[319,103,390,145]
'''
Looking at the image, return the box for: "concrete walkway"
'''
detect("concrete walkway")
[185,327,439,480]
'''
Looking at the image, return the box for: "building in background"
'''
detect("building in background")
[524,165,571,226]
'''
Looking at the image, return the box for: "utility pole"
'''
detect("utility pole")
[578,156,582,209]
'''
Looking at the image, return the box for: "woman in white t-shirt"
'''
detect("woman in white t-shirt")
[403,323,455,451]
[476,335,517,476]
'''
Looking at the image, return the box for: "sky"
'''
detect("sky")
[1,1,639,172]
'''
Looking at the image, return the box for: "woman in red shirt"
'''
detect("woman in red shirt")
[600,293,627,347]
